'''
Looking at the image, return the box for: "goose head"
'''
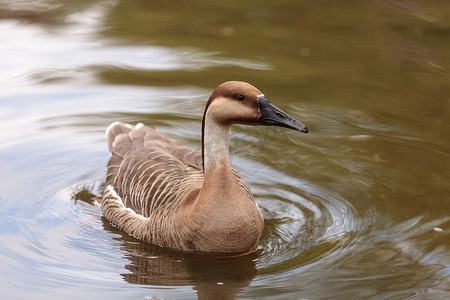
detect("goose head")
[203,81,308,133]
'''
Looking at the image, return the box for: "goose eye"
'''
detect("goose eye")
[236,94,246,101]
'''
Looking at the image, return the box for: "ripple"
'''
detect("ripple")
[254,181,365,275]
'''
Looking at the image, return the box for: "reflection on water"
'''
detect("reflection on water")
[1,0,449,299]
[103,218,258,300]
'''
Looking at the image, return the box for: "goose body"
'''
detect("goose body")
[102,81,308,252]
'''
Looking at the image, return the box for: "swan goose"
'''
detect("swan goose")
[102,81,308,252]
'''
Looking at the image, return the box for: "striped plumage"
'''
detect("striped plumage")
[102,81,308,252]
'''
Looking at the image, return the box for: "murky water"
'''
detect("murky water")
[1,1,449,299]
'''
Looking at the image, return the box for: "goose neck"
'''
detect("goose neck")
[202,111,232,175]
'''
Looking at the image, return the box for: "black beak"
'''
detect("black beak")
[257,95,308,133]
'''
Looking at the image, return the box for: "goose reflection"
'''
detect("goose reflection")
[102,218,259,299]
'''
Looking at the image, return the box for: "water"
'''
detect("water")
[1,1,449,299]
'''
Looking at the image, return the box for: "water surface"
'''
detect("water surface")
[0,1,449,299]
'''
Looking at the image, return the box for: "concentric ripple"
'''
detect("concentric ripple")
[232,158,372,276]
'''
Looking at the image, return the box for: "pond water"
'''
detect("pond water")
[1,1,449,299]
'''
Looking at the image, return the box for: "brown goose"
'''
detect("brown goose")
[102,81,308,252]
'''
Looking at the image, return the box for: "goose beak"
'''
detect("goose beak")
[257,95,308,133]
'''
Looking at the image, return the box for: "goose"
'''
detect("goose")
[102,81,308,252]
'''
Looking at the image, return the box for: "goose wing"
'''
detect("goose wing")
[104,122,203,217]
